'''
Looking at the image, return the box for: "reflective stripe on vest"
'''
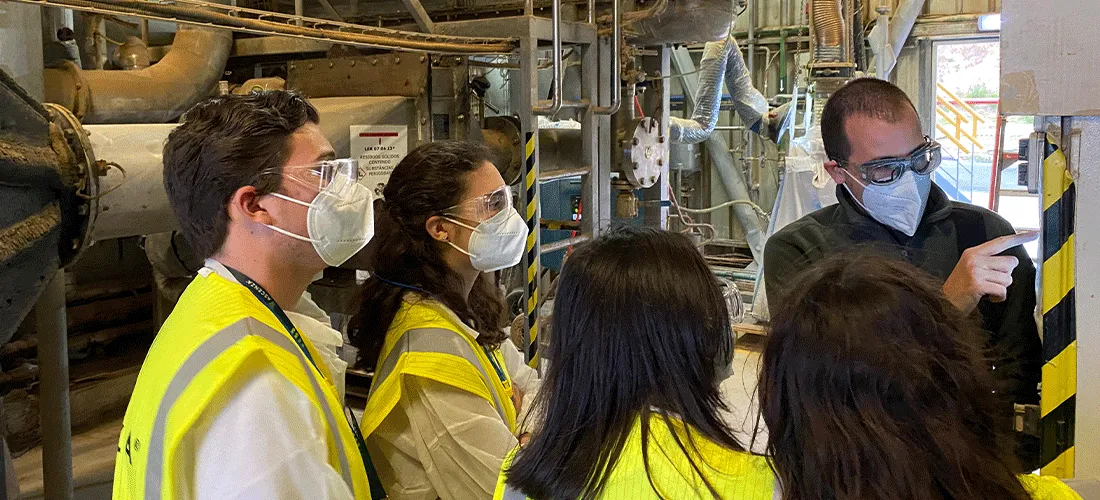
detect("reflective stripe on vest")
[370,327,511,425]
[144,317,355,498]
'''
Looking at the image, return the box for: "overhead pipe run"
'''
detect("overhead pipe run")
[44,25,231,124]
[11,0,518,54]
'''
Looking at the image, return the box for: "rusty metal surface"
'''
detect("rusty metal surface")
[287,53,430,98]
[0,70,77,344]
[482,115,523,184]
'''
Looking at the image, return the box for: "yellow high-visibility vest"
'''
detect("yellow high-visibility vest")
[495,416,776,499]
[360,295,517,440]
[112,270,372,499]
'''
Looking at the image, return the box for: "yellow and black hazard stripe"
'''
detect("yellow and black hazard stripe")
[1040,137,1076,478]
[523,132,540,368]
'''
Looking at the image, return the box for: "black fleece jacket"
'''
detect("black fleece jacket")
[763,183,1042,405]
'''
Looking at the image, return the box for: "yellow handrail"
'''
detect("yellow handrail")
[936,106,984,150]
[937,95,971,124]
[935,123,970,154]
[935,83,987,151]
[937,82,986,124]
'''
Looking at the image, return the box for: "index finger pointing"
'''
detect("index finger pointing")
[973,230,1039,256]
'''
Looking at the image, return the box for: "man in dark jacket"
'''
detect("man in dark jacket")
[763,78,1041,467]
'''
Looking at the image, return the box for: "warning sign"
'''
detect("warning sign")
[350,125,408,199]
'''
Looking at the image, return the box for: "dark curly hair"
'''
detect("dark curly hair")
[354,140,509,363]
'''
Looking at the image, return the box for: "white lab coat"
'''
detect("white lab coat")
[186,260,354,500]
[367,325,541,500]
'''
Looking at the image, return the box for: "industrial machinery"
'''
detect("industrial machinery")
[11,0,1074,496]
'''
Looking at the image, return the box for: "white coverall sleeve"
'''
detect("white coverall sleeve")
[189,369,355,500]
[499,339,540,396]
[499,340,541,432]
[373,376,518,500]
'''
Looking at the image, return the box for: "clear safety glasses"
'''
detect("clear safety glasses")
[261,158,365,193]
[837,138,942,186]
[441,184,514,222]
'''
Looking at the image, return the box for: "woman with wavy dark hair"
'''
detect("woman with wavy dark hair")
[760,253,1080,500]
[355,140,536,499]
[496,227,776,500]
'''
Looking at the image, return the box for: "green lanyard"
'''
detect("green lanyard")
[225,266,387,499]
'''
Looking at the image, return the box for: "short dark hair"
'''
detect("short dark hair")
[507,227,742,499]
[162,91,320,259]
[761,253,1030,500]
[820,78,919,162]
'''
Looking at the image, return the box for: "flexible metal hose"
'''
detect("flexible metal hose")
[812,0,845,62]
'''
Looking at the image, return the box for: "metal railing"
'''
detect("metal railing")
[935,82,986,154]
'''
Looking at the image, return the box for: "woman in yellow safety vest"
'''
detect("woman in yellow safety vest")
[760,253,1082,500]
[496,227,776,500]
[355,140,536,500]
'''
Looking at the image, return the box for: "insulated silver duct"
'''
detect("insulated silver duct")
[669,46,766,264]
[669,40,730,143]
[669,38,768,143]
[44,25,231,124]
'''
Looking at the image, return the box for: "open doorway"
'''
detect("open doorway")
[931,38,1039,258]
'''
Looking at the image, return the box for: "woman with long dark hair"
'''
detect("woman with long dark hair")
[356,141,536,499]
[760,253,1079,500]
[497,227,776,499]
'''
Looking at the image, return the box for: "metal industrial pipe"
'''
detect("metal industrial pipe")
[11,0,517,54]
[669,40,766,143]
[592,0,620,115]
[669,41,731,143]
[868,0,926,79]
[533,0,563,115]
[44,25,232,124]
[671,47,765,264]
[86,124,179,240]
[36,269,73,500]
[745,2,756,177]
[81,97,414,241]
[541,234,589,253]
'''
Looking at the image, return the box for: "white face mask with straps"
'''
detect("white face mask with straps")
[843,169,932,237]
[444,207,529,272]
[265,172,375,267]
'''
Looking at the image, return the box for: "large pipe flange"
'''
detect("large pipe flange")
[619,117,666,189]
[43,102,97,267]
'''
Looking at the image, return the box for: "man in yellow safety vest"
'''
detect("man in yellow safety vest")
[113,91,383,499]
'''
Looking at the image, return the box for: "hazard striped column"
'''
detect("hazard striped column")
[1040,138,1076,477]
[522,132,540,368]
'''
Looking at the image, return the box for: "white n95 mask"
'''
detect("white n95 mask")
[266,172,375,267]
[445,208,529,272]
[843,169,932,237]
